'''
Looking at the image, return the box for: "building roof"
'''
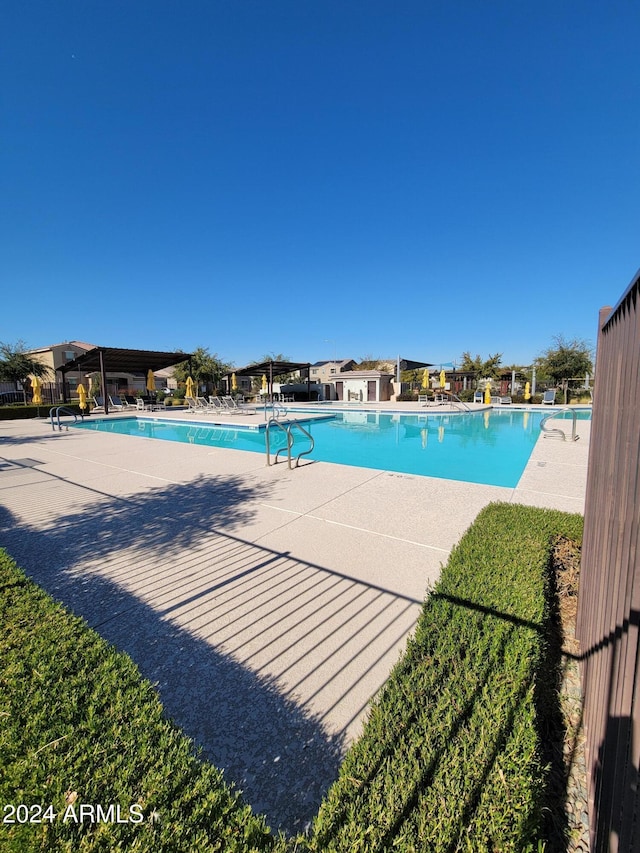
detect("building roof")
[310,359,354,368]
[57,347,193,376]
[334,369,395,378]
[28,340,98,354]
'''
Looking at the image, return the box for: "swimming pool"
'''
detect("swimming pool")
[73,409,590,488]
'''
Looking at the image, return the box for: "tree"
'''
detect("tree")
[535,335,593,385]
[357,355,385,370]
[0,340,51,402]
[535,335,593,401]
[172,348,231,396]
[459,351,503,381]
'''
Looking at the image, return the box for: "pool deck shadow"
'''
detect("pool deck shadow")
[0,408,590,832]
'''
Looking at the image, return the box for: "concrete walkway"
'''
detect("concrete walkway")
[0,407,590,832]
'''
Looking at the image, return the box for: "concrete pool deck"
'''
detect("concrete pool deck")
[0,406,590,832]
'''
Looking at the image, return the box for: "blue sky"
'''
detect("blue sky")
[2,1,639,369]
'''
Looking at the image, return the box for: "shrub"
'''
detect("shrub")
[456,388,475,402]
[0,404,87,421]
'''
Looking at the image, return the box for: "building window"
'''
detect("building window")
[64,351,76,362]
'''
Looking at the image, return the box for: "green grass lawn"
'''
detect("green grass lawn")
[1,502,582,852]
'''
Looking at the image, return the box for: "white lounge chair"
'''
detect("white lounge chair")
[208,396,232,414]
[473,390,483,403]
[499,396,512,405]
[221,396,256,415]
[542,390,556,404]
[185,396,209,413]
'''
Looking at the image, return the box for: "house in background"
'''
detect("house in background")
[26,341,97,398]
[306,359,356,401]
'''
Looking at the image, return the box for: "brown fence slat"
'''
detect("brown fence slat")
[577,272,640,852]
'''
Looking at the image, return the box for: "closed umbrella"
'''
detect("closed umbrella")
[146,370,156,392]
[524,381,531,402]
[231,373,238,392]
[31,375,42,405]
[261,374,268,394]
[421,369,429,390]
[185,376,195,398]
[77,383,87,411]
[439,369,446,389]
[484,383,492,404]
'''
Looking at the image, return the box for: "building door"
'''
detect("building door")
[335,381,343,401]
[367,381,376,401]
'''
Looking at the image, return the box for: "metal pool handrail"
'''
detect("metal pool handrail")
[540,407,580,441]
[265,417,315,469]
[50,406,82,431]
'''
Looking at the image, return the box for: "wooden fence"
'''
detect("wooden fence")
[577,270,640,852]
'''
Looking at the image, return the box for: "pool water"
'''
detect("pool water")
[73,409,590,488]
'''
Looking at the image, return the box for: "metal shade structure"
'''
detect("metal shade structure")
[227,359,312,401]
[57,347,193,413]
[396,357,434,383]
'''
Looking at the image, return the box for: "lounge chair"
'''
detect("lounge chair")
[208,396,231,414]
[499,396,512,405]
[473,390,483,403]
[119,395,138,410]
[542,390,556,405]
[185,396,214,414]
[221,396,256,415]
[91,395,123,413]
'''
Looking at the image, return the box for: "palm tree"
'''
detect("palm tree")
[0,340,52,403]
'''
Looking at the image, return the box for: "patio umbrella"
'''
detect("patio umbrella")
[31,375,42,405]
[421,369,429,390]
[146,370,156,392]
[231,372,237,392]
[439,369,446,388]
[77,383,87,411]
[524,381,531,401]
[261,374,268,393]
[185,376,195,398]
[484,383,491,404]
